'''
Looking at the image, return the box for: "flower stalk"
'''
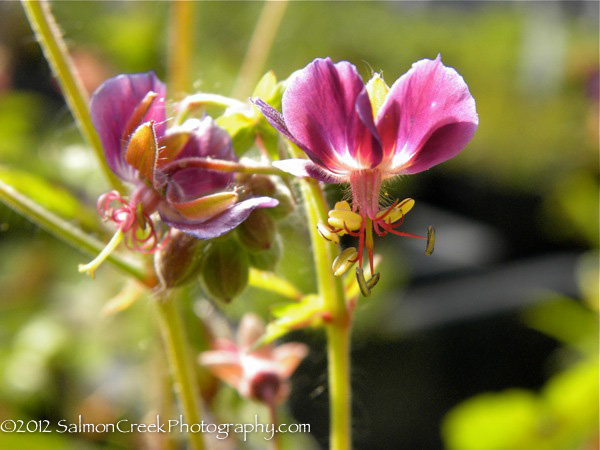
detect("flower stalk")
[292,148,351,450]
[156,293,205,450]
[20,0,124,192]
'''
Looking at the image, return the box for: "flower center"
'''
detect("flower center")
[78,187,168,278]
[317,190,435,296]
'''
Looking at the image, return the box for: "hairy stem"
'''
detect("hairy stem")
[231,0,288,99]
[156,294,205,450]
[290,145,350,449]
[21,0,124,192]
[0,179,150,285]
[162,157,289,178]
[300,178,351,450]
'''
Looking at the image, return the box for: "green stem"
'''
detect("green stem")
[168,0,194,96]
[231,0,288,99]
[20,0,124,192]
[156,294,205,450]
[0,179,149,285]
[290,144,350,449]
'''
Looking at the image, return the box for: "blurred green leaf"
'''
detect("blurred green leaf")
[442,389,540,450]
[216,112,256,156]
[0,167,98,231]
[522,297,599,356]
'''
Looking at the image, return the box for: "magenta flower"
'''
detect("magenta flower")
[80,72,277,276]
[199,314,308,406]
[253,56,478,291]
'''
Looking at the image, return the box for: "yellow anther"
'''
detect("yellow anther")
[376,198,415,224]
[317,223,340,244]
[332,247,358,277]
[328,209,362,231]
[334,201,351,211]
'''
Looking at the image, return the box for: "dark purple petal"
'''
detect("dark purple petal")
[163,167,234,203]
[281,58,381,173]
[90,72,166,180]
[272,159,344,183]
[174,117,236,161]
[376,55,478,174]
[159,197,278,240]
[154,118,236,198]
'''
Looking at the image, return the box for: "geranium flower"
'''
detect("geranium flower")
[199,314,308,406]
[79,72,277,276]
[252,56,478,293]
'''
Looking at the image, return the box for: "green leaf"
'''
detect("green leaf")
[442,389,540,450]
[248,268,302,300]
[252,71,278,101]
[253,294,322,348]
[522,296,599,356]
[216,113,257,156]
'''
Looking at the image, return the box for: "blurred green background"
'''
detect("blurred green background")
[0,1,597,449]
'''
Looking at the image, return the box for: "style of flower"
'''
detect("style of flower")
[252,56,478,293]
[79,72,277,276]
[199,314,308,406]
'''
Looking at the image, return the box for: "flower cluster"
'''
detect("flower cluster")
[253,56,478,294]
[80,72,277,276]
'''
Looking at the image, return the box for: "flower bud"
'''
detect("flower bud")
[237,209,276,251]
[154,229,207,288]
[267,185,294,220]
[248,234,282,271]
[245,175,276,197]
[200,238,249,302]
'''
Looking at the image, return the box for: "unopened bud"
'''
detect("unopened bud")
[248,234,282,271]
[246,175,276,197]
[200,238,249,302]
[238,209,276,251]
[154,230,207,288]
[267,185,294,220]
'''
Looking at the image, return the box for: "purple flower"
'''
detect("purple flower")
[89,72,277,246]
[253,56,477,290]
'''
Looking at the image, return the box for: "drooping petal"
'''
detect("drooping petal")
[159,196,278,240]
[280,58,382,173]
[90,72,166,181]
[376,55,478,175]
[272,343,309,378]
[272,159,344,183]
[198,350,243,389]
[237,314,272,359]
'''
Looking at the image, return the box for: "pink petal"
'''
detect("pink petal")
[198,351,243,389]
[282,58,382,173]
[376,55,478,175]
[272,343,309,378]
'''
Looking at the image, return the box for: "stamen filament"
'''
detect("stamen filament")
[78,228,125,278]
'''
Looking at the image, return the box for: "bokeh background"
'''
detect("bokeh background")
[0,1,598,449]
